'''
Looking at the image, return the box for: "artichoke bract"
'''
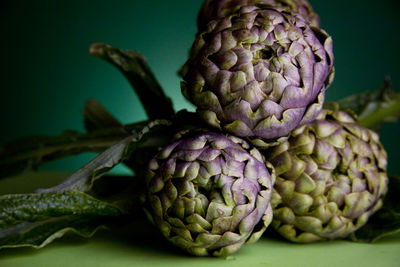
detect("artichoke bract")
[181,5,334,144]
[265,109,388,242]
[145,131,274,256]
[197,0,321,30]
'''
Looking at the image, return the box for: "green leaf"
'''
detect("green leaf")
[350,175,400,242]
[325,79,400,132]
[83,99,124,132]
[0,110,201,182]
[0,190,124,249]
[90,43,174,120]
[36,120,172,193]
[0,117,172,180]
[0,124,134,179]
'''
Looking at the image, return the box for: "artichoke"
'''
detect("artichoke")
[264,109,388,242]
[181,4,334,145]
[197,0,321,30]
[144,131,274,256]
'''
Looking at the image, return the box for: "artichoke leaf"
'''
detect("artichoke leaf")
[325,79,400,132]
[0,190,124,249]
[36,120,171,193]
[0,121,149,179]
[83,99,124,132]
[89,43,174,120]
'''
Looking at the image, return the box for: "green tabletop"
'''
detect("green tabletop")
[0,172,399,267]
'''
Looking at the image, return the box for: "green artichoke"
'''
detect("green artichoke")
[144,131,274,256]
[197,0,321,30]
[264,109,388,242]
[181,4,334,145]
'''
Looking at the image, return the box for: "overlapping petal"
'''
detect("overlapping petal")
[197,0,321,30]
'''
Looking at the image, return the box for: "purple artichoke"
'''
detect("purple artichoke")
[264,109,388,242]
[181,4,334,145]
[145,131,274,256]
[197,0,321,30]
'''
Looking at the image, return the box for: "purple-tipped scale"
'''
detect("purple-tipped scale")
[181,4,334,146]
[144,131,274,256]
[197,0,321,30]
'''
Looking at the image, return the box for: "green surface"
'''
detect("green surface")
[0,172,399,267]
[1,229,399,267]
[1,0,400,175]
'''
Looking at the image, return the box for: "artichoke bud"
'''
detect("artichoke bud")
[144,131,275,256]
[263,109,388,242]
[182,4,334,142]
[197,0,321,30]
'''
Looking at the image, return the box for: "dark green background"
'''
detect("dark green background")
[1,0,399,175]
